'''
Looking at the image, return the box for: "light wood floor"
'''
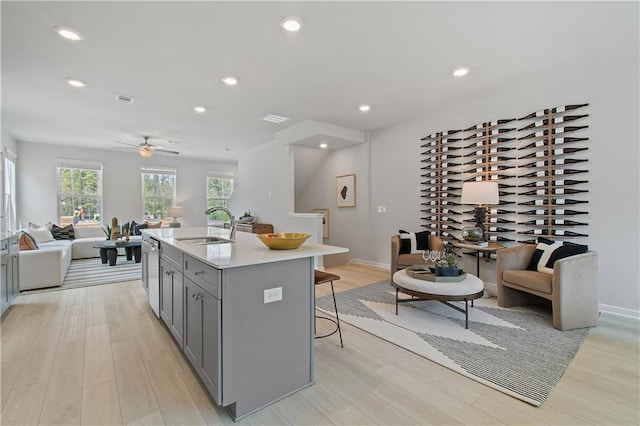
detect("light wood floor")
[1,263,638,425]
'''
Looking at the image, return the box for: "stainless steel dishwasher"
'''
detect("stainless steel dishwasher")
[142,234,161,318]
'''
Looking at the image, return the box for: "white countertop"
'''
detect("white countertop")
[143,227,349,269]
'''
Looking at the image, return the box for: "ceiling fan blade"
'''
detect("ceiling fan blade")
[113,146,137,150]
[116,140,140,148]
[154,146,180,155]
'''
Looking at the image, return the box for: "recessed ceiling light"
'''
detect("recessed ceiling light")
[452,67,470,77]
[262,114,290,123]
[193,106,207,113]
[359,104,371,112]
[281,16,303,32]
[222,76,238,86]
[66,78,86,88]
[55,26,83,41]
[319,143,328,149]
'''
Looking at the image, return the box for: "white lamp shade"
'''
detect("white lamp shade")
[168,206,183,218]
[461,182,499,205]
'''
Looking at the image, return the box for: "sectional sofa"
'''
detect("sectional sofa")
[19,225,141,290]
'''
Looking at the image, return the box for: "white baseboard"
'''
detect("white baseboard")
[349,258,389,270]
[599,304,640,320]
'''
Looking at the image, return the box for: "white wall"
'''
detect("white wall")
[16,141,237,229]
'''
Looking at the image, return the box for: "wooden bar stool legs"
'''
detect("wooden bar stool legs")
[314,270,343,348]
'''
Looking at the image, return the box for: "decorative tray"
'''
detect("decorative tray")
[405,265,467,282]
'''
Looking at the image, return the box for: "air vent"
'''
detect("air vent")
[262,114,290,123]
[115,94,135,104]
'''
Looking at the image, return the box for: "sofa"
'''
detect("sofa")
[391,231,445,281]
[19,225,142,291]
[496,243,599,331]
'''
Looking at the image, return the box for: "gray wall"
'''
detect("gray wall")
[16,141,237,229]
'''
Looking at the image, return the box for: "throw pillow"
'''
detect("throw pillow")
[526,237,556,271]
[544,242,589,271]
[18,232,39,250]
[130,220,141,236]
[399,229,430,254]
[27,226,55,244]
[51,223,75,240]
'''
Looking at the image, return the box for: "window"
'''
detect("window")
[142,167,176,224]
[57,159,103,226]
[207,173,235,223]
[3,151,17,233]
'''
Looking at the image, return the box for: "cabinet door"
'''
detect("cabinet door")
[199,289,221,403]
[170,270,184,347]
[183,277,202,369]
[10,254,19,300]
[159,260,173,328]
[1,260,8,315]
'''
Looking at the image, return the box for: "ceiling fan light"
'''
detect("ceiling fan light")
[222,76,238,86]
[139,147,153,158]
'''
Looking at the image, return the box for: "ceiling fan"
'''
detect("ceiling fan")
[115,136,180,158]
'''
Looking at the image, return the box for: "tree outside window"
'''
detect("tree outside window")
[142,167,176,224]
[207,174,235,223]
[57,160,103,227]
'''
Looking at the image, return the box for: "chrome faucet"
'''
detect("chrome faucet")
[205,206,236,240]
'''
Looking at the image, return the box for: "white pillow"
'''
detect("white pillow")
[28,226,55,244]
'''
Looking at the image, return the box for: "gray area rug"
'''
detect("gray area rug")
[22,257,141,294]
[316,280,590,406]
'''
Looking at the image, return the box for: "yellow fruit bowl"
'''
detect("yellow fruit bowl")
[256,233,311,250]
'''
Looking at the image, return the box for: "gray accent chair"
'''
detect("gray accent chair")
[496,244,599,331]
[391,234,445,282]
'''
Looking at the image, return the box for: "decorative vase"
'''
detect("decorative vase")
[462,226,483,243]
[435,266,461,277]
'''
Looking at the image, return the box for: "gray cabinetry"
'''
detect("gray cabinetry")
[160,245,184,346]
[1,235,19,316]
[184,275,221,403]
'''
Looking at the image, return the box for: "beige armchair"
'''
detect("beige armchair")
[496,244,599,331]
[391,234,444,281]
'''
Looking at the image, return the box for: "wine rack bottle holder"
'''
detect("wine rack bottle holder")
[420,103,589,245]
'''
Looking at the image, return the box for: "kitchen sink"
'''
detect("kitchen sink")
[175,236,234,245]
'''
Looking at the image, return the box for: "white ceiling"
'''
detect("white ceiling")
[1,1,636,161]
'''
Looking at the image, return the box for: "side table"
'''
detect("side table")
[451,242,505,277]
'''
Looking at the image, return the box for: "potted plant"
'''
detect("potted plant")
[238,210,255,224]
[435,252,461,276]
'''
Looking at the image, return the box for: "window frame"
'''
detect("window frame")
[206,172,235,224]
[141,166,177,225]
[56,159,103,227]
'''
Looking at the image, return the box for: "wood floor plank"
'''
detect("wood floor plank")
[111,338,159,423]
[1,313,42,362]
[1,359,23,409]
[125,411,165,426]
[244,404,292,426]
[350,392,419,425]
[275,391,333,425]
[81,379,122,425]
[144,354,206,425]
[1,381,48,425]
[38,339,85,425]
[180,369,234,425]
[83,324,115,389]
[299,379,375,425]
[14,325,62,389]
[59,304,86,343]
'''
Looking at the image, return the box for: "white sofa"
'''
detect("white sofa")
[19,226,141,291]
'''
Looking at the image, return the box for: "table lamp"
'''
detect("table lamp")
[461,181,499,242]
[168,206,183,228]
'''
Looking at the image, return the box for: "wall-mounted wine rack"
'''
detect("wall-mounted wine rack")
[420,103,589,246]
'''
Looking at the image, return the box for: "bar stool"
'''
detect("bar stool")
[314,270,343,347]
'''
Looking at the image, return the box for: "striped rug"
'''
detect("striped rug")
[22,257,142,294]
[61,257,142,289]
[316,281,590,407]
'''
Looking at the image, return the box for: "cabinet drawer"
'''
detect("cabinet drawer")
[162,244,183,269]
[184,255,220,299]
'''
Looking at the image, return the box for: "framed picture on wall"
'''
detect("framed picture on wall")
[312,208,330,239]
[336,174,356,208]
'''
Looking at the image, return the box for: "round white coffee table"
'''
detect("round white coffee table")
[392,269,484,329]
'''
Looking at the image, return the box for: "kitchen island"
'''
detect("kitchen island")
[142,227,348,421]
